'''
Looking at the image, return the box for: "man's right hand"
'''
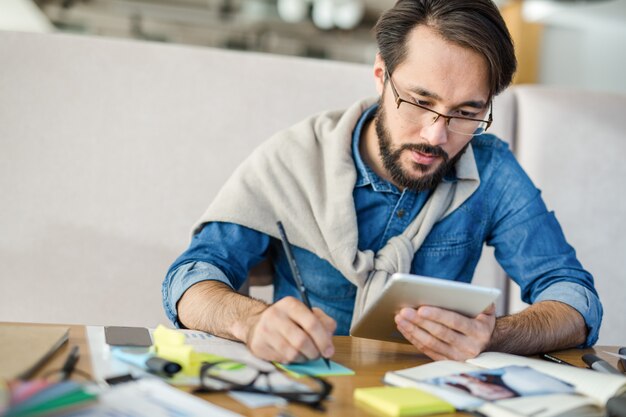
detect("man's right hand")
[240,296,337,363]
[178,281,336,363]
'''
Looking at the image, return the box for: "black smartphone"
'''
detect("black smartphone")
[104,326,152,347]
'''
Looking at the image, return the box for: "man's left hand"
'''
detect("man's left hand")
[394,304,496,361]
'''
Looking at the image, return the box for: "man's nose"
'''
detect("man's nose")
[420,114,448,147]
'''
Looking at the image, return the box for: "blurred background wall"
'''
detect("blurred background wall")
[2,0,625,93]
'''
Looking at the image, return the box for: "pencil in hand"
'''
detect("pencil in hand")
[276,221,332,369]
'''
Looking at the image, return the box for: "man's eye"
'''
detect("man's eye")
[458,110,479,118]
[415,99,431,107]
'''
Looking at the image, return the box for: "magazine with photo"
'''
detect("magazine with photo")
[383,352,626,417]
[425,365,576,401]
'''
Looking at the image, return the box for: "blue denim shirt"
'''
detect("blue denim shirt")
[163,104,602,346]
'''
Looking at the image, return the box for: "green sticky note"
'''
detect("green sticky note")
[278,358,354,377]
[354,387,454,417]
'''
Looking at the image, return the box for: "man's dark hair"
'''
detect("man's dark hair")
[374,0,517,96]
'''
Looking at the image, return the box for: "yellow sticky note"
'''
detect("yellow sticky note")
[155,344,195,374]
[152,326,229,376]
[354,386,454,417]
[153,325,186,346]
[194,352,227,364]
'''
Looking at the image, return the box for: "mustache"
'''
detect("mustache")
[397,143,449,162]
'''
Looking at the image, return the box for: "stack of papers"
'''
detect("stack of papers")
[60,379,243,417]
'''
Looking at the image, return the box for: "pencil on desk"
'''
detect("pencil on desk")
[540,353,575,367]
[276,221,332,369]
[60,346,80,381]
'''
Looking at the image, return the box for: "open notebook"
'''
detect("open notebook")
[384,352,626,417]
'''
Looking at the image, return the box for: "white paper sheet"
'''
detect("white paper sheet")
[61,378,242,417]
[228,391,287,408]
[177,329,275,371]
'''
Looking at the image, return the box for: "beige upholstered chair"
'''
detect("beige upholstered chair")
[2,32,623,345]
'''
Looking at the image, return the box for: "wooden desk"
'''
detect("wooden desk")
[6,323,623,417]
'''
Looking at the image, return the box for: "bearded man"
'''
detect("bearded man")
[162,0,602,363]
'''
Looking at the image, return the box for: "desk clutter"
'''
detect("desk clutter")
[3,323,626,417]
[373,351,626,417]
[1,377,243,417]
[1,324,354,417]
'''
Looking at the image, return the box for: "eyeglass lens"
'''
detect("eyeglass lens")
[200,361,331,405]
[397,102,488,136]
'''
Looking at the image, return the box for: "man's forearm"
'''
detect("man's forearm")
[488,300,587,354]
[177,280,268,343]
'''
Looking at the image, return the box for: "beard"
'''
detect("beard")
[374,102,468,192]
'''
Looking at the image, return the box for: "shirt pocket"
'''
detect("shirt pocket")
[411,230,482,281]
[417,232,477,255]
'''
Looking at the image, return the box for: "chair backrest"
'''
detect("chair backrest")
[0,31,375,327]
[0,31,560,332]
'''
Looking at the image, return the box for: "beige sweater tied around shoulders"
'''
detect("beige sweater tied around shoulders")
[194,98,481,328]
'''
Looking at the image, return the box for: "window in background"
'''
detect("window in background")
[29,0,389,64]
[3,0,624,92]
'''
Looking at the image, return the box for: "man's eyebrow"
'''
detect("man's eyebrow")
[408,86,487,110]
[458,100,487,110]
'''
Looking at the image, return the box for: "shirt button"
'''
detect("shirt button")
[397,209,405,219]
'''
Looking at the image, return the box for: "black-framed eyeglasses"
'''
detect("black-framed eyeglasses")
[195,360,333,410]
[386,70,493,136]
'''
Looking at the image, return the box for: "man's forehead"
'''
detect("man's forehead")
[395,25,491,104]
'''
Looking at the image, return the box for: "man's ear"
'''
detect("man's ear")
[373,53,386,95]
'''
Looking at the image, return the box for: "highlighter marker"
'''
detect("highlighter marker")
[582,353,622,375]
[111,347,182,376]
[145,357,182,375]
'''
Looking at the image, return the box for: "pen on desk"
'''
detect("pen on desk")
[276,221,331,369]
[60,346,80,381]
[582,353,622,375]
[540,353,575,367]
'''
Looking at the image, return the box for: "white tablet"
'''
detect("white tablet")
[349,273,501,344]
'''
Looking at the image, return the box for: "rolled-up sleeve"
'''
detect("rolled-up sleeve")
[533,281,602,347]
[161,222,271,327]
[162,261,233,327]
